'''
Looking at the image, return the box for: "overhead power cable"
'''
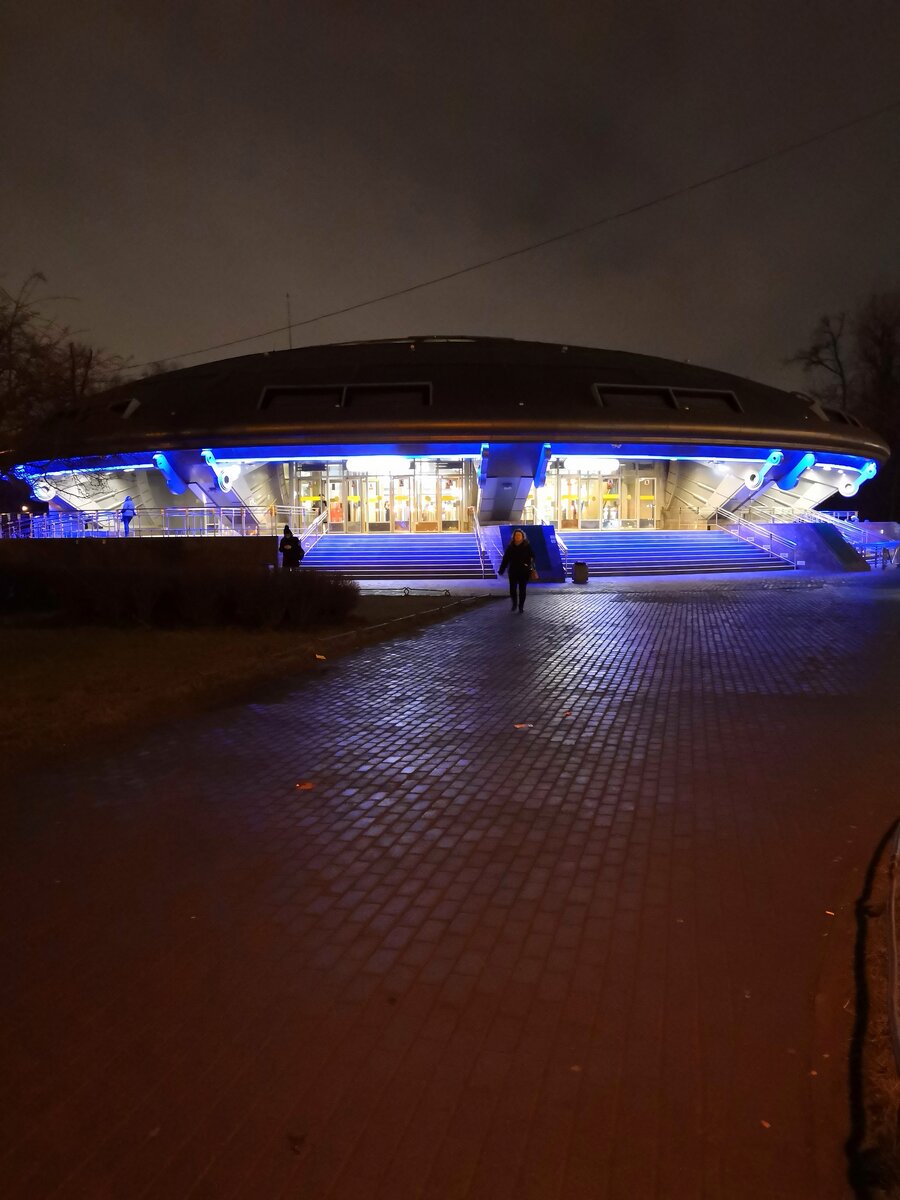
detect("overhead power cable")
[132,96,900,370]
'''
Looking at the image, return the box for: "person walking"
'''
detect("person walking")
[278,524,304,571]
[498,528,536,613]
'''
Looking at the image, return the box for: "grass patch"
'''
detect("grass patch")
[1,561,359,628]
[2,592,487,769]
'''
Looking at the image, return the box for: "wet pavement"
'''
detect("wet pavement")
[3,574,900,1199]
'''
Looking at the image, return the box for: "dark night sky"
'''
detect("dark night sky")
[2,1,899,389]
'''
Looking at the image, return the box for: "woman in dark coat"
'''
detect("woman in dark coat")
[278,524,304,570]
[498,528,536,613]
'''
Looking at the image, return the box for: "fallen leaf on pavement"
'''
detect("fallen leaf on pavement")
[295,781,315,791]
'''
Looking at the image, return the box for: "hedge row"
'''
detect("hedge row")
[0,563,359,628]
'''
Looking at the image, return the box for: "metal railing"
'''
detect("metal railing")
[470,511,491,579]
[777,506,900,568]
[0,504,334,541]
[710,508,798,565]
[299,510,327,553]
[555,531,569,570]
[663,515,716,530]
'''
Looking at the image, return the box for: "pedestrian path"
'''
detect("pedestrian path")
[3,578,900,1198]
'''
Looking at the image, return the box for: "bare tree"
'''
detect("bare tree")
[853,291,900,438]
[787,312,851,409]
[0,272,129,443]
[793,289,900,517]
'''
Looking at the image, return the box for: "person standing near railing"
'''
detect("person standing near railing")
[121,496,136,537]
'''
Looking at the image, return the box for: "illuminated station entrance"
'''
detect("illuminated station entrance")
[293,458,478,534]
[526,459,659,530]
[284,455,661,534]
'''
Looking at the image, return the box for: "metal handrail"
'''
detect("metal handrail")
[711,507,797,566]
[470,511,490,579]
[555,531,569,570]
[746,502,900,568]
[793,507,882,545]
[787,507,900,567]
[717,511,796,556]
[0,504,328,540]
[299,510,328,553]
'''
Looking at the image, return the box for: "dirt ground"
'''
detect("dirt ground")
[1,592,489,769]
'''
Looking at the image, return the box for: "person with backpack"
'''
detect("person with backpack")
[498,528,536,613]
[278,524,304,571]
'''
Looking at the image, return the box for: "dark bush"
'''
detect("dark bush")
[0,562,359,628]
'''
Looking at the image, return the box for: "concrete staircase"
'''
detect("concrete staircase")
[559,529,793,576]
[302,532,492,579]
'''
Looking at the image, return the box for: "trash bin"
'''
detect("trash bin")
[572,561,589,585]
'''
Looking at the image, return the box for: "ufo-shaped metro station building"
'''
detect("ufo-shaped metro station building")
[4,336,890,576]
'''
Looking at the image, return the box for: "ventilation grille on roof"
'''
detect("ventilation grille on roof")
[343,382,432,407]
[593,383,743,415]
[258,381,433,410]
[258,385,345,411]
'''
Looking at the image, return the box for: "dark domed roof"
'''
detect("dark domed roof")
[7,335,889,467]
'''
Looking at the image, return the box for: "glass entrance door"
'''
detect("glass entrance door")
[601,473,621,528]
[559,475,579,529]
[616,466,657,528]
[439,472,462,530]
[345,475,363,533]
[296,470,325,527]
[638,476,656,528]
[390,474,411,531]
[365,476,391,532]
[578,474,602,529]
[414,463,439,531]
[327,480,345,530]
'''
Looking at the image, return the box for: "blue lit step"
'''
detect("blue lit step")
[307,571,488,578]
[309,559,484,566]
[301,533,492,578]
[568,558,787,568]
[581,564,792,576]
[563,548,785,559]
[560,530,792,576]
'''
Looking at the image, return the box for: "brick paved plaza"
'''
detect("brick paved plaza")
[3,575,900,1199]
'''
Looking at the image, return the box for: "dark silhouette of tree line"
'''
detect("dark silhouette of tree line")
[791,289,900,517]
[0,273,130,445]
[0,274,174,507]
